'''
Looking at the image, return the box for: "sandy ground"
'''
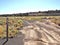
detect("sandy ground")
[0,20,60,45]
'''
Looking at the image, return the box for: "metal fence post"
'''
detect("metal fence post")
[2,17,8,45]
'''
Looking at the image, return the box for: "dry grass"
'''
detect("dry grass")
[0,16,60,38]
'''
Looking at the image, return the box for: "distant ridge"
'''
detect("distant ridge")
[0,10,60,16]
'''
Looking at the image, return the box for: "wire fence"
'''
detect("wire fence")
[0,17,23,45]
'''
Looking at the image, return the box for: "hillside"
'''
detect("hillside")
[0,10,60,16]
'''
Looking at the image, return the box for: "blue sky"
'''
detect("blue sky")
[0,0,60,14]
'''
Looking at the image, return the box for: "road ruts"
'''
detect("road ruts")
[20,20,60,45]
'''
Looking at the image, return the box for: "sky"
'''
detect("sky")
[0,0,60,14]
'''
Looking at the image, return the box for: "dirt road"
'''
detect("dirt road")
[0,20,60,45]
